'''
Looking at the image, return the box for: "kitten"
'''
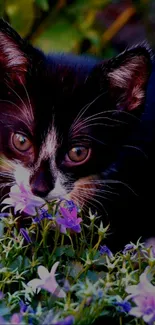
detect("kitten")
[0,19,154,251]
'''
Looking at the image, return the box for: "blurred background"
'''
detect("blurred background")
[0,0,154,59]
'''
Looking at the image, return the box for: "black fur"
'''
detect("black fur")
[0,19,154,251]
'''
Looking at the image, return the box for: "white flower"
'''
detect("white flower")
[1,182,45,216]
[27,262,66,298]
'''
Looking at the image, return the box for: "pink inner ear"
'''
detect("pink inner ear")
[108,56,150,111]
[0,32,28,82]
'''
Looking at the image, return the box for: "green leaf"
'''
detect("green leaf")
[34,18,82,52]
[0,221,4,237]
[55,247,65,257]
[0,0,5,16]
[5,0,35,37]
[0,303,10,316]
[87,270,99,282]
[69,261,83,277]
[63,245,75,257]
[9,255,30,271]
[35,0,49,11]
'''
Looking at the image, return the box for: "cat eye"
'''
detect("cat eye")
[68,146,90,163]
[12,133,32,152]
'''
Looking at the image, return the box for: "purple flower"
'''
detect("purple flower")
[1,183,45,216]
[115,301,131,313]
[0,316,6,324]
[19,300,28,313]
[0,213,10,218]
[10,313,22,324]
[126,268,155,324]
[66,200,77,211]
[63,279,71,292]
[123,243,135,254]
[97,289,104,298]
[0,291,4,299]
[99,245,113,258]
[53,316,74,325]
[34,208,52,223]
[20,228,32,243]
[56,204,82,234]
[145,238,155,258]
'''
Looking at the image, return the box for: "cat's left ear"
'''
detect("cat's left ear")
[0,19,30,84]
[93,46,153,111]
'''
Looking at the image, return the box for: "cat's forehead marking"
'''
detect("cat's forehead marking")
[40,126,58,160]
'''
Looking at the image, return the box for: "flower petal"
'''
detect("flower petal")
[23,205,36,216]
[14,202,25,214]
[27,279,44,291]
[70,207,77,218]
[143,313,155,323]
[1,198,14,205]
[42,278,66,298]
[50,261,60,276]
[126,285,140,295]
[60,224,67,234]
[60,207,70,219]
[38,265,50,280]
[29,197,45,206]
[129,307,143,317]
[72,224,81,233]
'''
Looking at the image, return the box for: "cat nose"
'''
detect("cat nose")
[31,185,51,198]
[30,170,54,198]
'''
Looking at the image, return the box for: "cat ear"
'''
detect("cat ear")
[0,19,29,83]
[94,46,152,111]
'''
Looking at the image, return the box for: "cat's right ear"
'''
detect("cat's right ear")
[0,19,29,84]
[90,45,153,112]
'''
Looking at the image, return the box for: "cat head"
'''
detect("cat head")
[0,19,152,212]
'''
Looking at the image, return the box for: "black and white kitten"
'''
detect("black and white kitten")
[0,19,154,251]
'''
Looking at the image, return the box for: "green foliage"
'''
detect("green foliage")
[1,0,153,57]
[5,0,35,37]
[0,201,155,324]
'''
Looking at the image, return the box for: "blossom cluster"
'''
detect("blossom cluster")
[0,182,155,325]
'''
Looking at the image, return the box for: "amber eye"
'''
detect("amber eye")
[12,133,32,152]
[68,146,90,163]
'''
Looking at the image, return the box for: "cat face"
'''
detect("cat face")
[0,19,152,213]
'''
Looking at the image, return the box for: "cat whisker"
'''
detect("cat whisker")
[72,186,108,215]
[0,181,15,189]
[85,193,108,216]
[123,145,148,158]
[76,185,119,196]
[0,100,31,128]
[20,81,34,121]
[0,191,11,203]
[71,134,106,146]
[66,185,99,212]
[1,112,32,130]
[70,99,140,135]
[0,157,16,170]
[70,193,88,214]
[0,177,14,183]
[74,122,121,133]
[72,116,127,134]
[79,179,137,195]
[72,92,107,129]
[77,187,111,201]
[6,84,32,124]
[71,192,99,214]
